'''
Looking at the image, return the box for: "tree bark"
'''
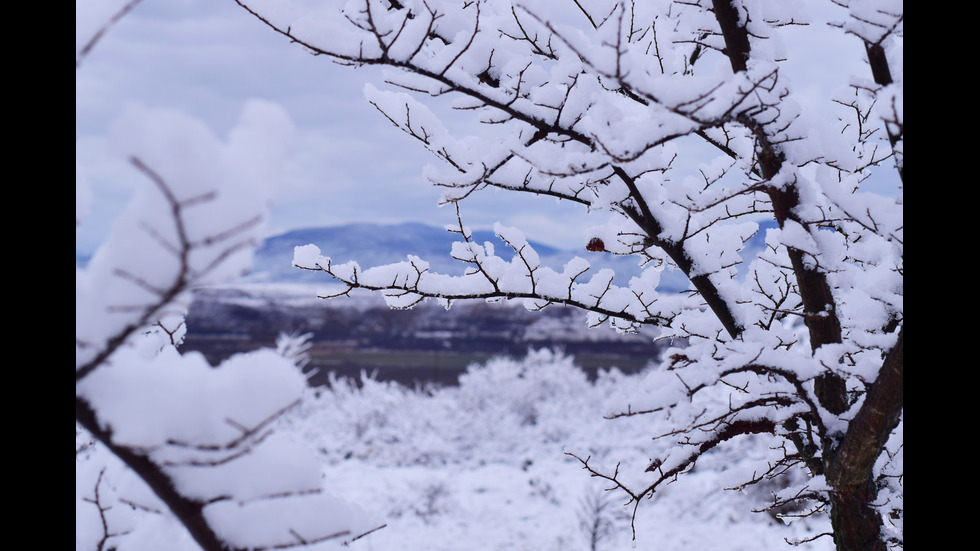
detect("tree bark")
[829,480,888,551]
[825,327,903,551]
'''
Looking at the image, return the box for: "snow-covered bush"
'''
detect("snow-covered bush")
[277,349,833,549]
[284,349,650,468]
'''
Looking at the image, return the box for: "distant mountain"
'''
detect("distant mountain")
[248,222,651,285]
[250,222,551,281]
[243,220,778,293]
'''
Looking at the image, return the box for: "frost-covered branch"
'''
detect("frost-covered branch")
[294,219,684,332]
[75,156,260,382]
[77,29,380,545]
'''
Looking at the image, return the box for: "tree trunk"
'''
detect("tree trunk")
[829,480,886,551]
[826,327,903,551]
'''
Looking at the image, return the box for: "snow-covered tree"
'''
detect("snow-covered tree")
[235,1,903,549]
[76,4,380,549]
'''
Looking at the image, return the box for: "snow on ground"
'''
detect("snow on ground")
[77,347,835,550]
[278,349,834,551]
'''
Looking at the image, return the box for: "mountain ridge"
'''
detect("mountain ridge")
[249,220,649,284]
[247,220,777,292]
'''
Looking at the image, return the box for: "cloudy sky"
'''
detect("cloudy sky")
[76,0,874,256]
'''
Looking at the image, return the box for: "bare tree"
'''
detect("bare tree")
[236,1,902,549]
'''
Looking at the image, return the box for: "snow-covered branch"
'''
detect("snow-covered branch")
[76,24,380,546]
[294,217,685,333]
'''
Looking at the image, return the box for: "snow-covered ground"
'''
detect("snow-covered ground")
[278,349,834,551]
[77,348,835,551]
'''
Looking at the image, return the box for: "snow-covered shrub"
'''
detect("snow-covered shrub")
[275,349,833,550]
[283,349,649,468]
[455,349,595,445]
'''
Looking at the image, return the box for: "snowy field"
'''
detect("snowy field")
[77,347,837,551]
[275,349,835,551]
